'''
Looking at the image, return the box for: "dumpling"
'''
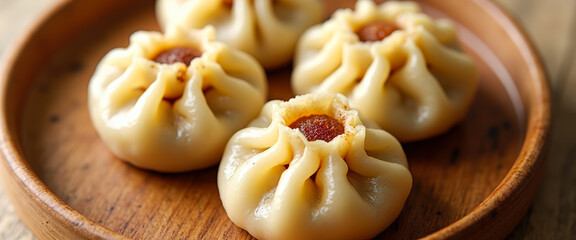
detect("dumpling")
[156,0,324,69]
[218,93,412,240]
[292,0,478,142]
[88,26,267,172]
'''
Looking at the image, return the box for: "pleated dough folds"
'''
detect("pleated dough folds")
[292,0,478,142]
[88,26,267,172]
[218,92,412,240]
[157,0,324,69]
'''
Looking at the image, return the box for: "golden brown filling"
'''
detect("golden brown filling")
[153,47,201,66]
[356,21,399,42]
[222,0,234,7]
[289,114,345,142]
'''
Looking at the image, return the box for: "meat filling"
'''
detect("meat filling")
[289,114,345,142]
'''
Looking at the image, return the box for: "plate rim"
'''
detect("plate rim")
[0,0,551,239]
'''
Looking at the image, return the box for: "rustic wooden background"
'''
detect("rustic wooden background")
[0,0,574,239]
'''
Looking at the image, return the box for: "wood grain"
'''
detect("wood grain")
[0,0,571,239]
[0,2,59,239]
[502,0,576,239]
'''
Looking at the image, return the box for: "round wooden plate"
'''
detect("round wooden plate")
[0,0,550,239]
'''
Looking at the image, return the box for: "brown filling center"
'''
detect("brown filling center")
[356,21,399,42]
[152,47,201,66]
[222,0,234,7]
[289,114,345,142]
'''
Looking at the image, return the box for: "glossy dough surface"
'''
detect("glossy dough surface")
[88,26,267,172]
[292,0,478,142]
[156,0,324,69]
[218,93,412,240]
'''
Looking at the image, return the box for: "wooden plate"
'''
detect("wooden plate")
[0,0,550,239]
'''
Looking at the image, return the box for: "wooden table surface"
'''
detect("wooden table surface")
[0,0,574,239]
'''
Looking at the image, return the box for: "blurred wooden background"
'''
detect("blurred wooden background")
[0,0,574,239]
